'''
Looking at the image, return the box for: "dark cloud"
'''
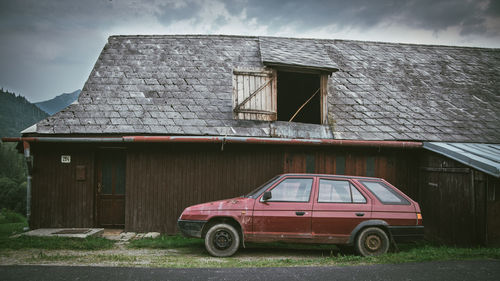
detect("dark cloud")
[157,0,203,24]
[224,0,498,36]
[1,0,499,102]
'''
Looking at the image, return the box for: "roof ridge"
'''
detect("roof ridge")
[107,34,500,51]
[259,35,500,51]
[108,34,259,40]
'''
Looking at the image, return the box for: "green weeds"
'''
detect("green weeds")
[128,234,204,249]
[1,220,499,268]
[0,218,114,251]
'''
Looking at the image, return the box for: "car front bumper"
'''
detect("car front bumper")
[388,226,425,242]
[177,220,207,238]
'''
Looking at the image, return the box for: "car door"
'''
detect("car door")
[312,177,372,244]
[251,176,315,242]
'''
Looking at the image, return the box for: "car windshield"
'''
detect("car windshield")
[245,175,281,198]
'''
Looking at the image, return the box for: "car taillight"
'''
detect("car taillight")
[417,213,423,225]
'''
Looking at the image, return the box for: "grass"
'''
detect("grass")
[126,234,500,267]
[0,235,115,250]
[128,234,204,249]
[0,216,114,251]
[1,216,499,268]
[15,243,500,268]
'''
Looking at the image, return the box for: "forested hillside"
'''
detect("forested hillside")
[0,143,26,214]
[35,89,80,115]
[0,88,48,137]
[0,88,48,215]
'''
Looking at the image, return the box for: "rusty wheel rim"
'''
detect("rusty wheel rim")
[213,229,233,250]
[365,234,382,251]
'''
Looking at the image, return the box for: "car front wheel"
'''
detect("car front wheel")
[355,227,390,256]
[204,223,240,257]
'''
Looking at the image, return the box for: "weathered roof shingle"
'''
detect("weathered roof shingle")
[32,35,500,143]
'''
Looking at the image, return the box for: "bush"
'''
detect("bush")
[0,143,27,214]
[0,208,26,224]
[0,176,26,214]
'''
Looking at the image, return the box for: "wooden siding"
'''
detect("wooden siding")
[283,148,418,199]
[31,144,95,229]
[30,143,418,236]
[125,144,284,234]
[419,151,489,245]
[487,176,500,245]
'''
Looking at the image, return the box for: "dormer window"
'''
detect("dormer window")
[232,68,329,125]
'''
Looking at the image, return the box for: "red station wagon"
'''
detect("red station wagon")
[178,174,424,257]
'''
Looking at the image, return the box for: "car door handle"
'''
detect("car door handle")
[296,211,306,216]
[355,212,365,217]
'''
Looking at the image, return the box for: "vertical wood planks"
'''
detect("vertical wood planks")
[232,68,276,121]
[31,144,95,229]
[125,143,284,234]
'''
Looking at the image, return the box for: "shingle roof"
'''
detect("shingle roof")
[32,35,500,142]
[259,36,338,72]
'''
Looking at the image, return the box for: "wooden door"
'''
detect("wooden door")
[96,150,126,227]
[419,167,475,244]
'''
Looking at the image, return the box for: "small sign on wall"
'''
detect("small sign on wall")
[61,155,71,163]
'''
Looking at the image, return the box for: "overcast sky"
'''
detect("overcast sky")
[1,0,499,102]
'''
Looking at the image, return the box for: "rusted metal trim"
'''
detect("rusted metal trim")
[2,136,423,148]
[124,136,422,148]
[2,137,123,143]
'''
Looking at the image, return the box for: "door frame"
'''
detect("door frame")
[94,148,127,228]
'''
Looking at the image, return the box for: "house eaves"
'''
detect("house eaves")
[259,37,339,73]
[423,142,500,178]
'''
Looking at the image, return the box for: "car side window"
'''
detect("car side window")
[266,178,313,202]
[318,179,367,203]
[360,181,410,205]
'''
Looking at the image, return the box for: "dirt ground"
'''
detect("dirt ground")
[0,244,342,268]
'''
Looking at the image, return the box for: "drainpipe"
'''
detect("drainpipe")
[1,136,423,148]
[23,141,32,231]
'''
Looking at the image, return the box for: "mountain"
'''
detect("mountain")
[0,89,49,138]
[35,89,81,115]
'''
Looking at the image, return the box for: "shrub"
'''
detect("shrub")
[0,208,25,224]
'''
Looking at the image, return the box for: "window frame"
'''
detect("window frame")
[359,180,410,205]
[232,67,329,124]
[316,178,367,204]
[259,177,314,203]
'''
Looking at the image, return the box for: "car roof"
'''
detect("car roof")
[279,173,382,181]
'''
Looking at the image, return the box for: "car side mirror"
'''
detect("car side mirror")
[262,191,272,201]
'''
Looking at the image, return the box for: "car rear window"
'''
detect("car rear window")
[360,181,410,205]
[318,179,366,203]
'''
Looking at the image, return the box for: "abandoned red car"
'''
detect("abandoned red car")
[178,173,424,257]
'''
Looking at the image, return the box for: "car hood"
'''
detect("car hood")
[185,197,255,212]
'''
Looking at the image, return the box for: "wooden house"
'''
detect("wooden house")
[3,35,500,245]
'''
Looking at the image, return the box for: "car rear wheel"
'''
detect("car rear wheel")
[355,227,390,256]
[204,223,240,257]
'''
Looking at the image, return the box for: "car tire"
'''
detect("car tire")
[204,223,240,257]
[355,227,390,256]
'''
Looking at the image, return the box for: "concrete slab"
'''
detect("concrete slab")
[144,232,161,239]
[22,228,104,239]
[101,230,137,242]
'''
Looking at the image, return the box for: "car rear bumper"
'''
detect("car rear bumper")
[388,226,424,242]
[177,220,207,238]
